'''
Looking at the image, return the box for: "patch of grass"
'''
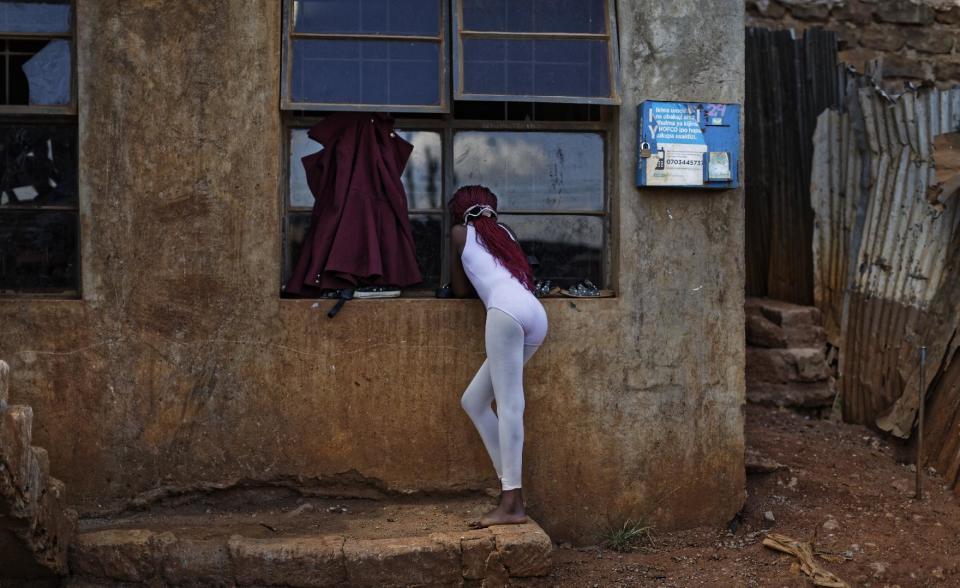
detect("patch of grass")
[602,520,656,553]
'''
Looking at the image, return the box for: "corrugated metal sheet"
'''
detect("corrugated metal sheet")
[810,83,960,491]
[745,27,844,305]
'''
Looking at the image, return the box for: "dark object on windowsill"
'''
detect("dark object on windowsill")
[435,284,453,299]
[327,289,354,318]
[354,285,401,299]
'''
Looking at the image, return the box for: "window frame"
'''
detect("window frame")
[280,111,615,294]
[451,0,621,105]
[0,0,77,115]
[0,113,81,298]
[280,0,451,113]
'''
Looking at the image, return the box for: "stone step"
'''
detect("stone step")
[0,360,78,581]
[68,494,552,587]
[746,380,836,409]
[745,298,828,348]
[746,347,831,385]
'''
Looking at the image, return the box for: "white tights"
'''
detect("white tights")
[461,308,539,491]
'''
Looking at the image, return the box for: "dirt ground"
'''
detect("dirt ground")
[518,403,960,587]
[74,402,960,587]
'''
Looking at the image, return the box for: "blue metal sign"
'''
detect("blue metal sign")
[636,101,740,189]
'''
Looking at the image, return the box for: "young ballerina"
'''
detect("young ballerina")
[448,185,548,528]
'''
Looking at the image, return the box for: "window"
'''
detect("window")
[453,0,619,104]
[282,0,449,112]
[280,1,617,296]
[0,0,78,296]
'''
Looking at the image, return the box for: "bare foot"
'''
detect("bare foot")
[472,488,527,528]
[478,506,527,527]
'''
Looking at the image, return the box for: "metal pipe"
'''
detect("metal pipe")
[916,345,927,499]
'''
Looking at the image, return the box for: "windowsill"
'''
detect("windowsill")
[279,292,617,302]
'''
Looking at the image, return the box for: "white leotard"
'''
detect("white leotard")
[461,223,548,346]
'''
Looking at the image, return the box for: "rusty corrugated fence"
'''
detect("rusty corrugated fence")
[810,83,960,492]
[745,27,844,305]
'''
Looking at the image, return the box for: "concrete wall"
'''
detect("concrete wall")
[747,0,960,88]
[0,0,745,542]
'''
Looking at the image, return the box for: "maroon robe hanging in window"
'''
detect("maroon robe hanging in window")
[285,113,422,294]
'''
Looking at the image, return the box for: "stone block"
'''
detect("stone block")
[935,7,960,24]
[229,535,347,587]
[69,529,173,582]
[876,1,934,24]
[792,347,830,382]
[460,533,496,580]
[789,3,831,20]
[745,309,787,348]
[746,348,795,384]
[905,27,954,54]
[882,54,934,81]
[481,549,509,587]
[162,537,233,587]
[835,0,875,25]
[344,535,461,587]
[33,479,76,572]
[0,360,8,406]
[859,27,906,51]
[935,59,960,81]
[1,405,35,492]
[491,525,552,577]
[748,0,788,18]
[784,324,827,348]
[747,380,836,408]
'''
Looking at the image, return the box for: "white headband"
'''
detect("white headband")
[462,204,497,224]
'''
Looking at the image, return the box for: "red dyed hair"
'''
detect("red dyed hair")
[449,185,535,292]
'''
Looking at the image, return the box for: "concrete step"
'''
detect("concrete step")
[68,493,553,587]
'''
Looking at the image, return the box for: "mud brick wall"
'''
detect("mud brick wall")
[747,0,960,89]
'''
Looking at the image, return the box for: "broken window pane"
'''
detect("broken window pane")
[0,209,78,293]
[453,131,604,211]
[2,38,71,106]
[291,39,440,106]
[21,38,70,105]
[0,1,70,34]
[408,213,441,288]
[498,214,603,286]
[397,130,441,210]
[0,124,77,207]
[461,0,606,34]
[294,0,440,37]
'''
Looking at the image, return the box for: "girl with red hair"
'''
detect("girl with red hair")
[449,185,548,528]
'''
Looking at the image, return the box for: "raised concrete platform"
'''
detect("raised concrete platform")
[67,492,552,587]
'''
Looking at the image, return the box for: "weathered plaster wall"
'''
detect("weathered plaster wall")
[0,0,745,542]
[747,0,960,89]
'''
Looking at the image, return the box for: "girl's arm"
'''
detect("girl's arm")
[449,224,476,298]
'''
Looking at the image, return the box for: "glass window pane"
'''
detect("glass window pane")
[289,128,441,210]
[293,0,440,36]
[292,39,440,106]
[0,124,77,207]
[408,213,441,288]
[19,39,71,105]
[397,130,441,210]
[0,1,70,34]
[498,214,602,287]
[461,0,606,34]
[453,131,604,211]
[462,38,610,99]
[0,209,77,293]
[284,212,312,287]
[288,128,316,209]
